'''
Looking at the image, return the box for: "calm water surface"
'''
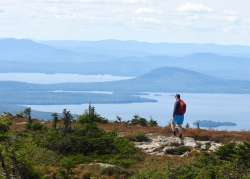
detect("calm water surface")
[27,93,250,131]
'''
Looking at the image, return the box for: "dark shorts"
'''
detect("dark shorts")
[172,115,184,125]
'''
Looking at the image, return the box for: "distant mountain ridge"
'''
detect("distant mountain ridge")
[0,38,79,62]
[1,38,250,81]
[1,66,250,93]
[43,39,250,58]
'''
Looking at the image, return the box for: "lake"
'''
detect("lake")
[1,73,249,131]
[26,93,250,131]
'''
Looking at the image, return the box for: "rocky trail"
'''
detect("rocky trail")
[134,134,222,157]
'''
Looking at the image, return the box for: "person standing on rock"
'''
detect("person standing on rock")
[171,94,187,138]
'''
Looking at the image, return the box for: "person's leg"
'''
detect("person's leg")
[171,118,176,136]
[176,115,184,138]
[177,125,183,138]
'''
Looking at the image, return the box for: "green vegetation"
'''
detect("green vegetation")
[78,104,108,124]
[51,112,59,130]
[0,107,250,178]
[133,142,250,179]
[127,132,151,142]
[0,107,142,178]
[128,115,158,127]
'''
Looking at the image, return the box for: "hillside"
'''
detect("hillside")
[0,113,250,178]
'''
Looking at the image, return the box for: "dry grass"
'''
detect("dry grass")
[4,115,250,143]
[98,123,250,143]
[184,128,250,142]
[97,123,172,137]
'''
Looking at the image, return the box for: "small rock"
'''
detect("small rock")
[209,142,222,152]
[183,137,198,148]
[197,141,212,150]
[180,151,191,157]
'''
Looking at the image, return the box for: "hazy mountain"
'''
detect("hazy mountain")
[1,39,250,81]
[110,53,250,80]
[43,39,250,58]
[0,38,80,62]
[80,67,250,93]
[1,67,250,93]
[150,53,250,80]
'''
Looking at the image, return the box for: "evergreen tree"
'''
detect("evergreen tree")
[51,113,59,130]
[24,107,32,126]
[63,109,73,133]
[116,116,122,123]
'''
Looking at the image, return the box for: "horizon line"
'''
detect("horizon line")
[1,37,250,47]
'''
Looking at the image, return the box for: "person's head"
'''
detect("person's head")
[175,94,181,100]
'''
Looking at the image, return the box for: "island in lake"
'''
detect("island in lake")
[193,120,237,128]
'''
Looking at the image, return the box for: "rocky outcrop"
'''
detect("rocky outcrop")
[134,134,222,157]
[77,163,133,178]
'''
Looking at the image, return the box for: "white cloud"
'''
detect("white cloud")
[223,10,237,15]
[177,2,213,13]
[174,2,241,31]
[223,15,239,23]
[44,0,148,5]
[222,10,239,23]
[0,0,250,44]
[135,16,161,24]
[135,7,157,15]
[123,0,148,3]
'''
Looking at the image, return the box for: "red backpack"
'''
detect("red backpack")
[178,100,186,115]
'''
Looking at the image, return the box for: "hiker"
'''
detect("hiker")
[171,94,186,138]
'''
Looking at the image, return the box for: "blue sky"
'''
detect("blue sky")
[0,0,250,44]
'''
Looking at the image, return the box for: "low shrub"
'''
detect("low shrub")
[148,119,158,127]
[130,170,168,179]
[130,115,148,126]
[165,142,250,178]
[128,115,158,127]
[78,113,108,124]
[0,117,12,132]
[127,133,150,142]
[39,122,140,168]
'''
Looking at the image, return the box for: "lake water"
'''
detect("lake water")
[1,73,249,131]
[27,93,250,131]
[0,73,133,84]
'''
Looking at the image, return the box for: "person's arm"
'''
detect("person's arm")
[173,101,178,117]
